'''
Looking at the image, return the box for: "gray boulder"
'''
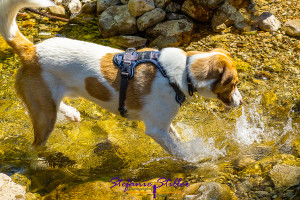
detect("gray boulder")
[153,0,170,9]
[137,8,166,31]
[258,12,281,32]
[128,0,155,17]
[81,1,96,13]
[165,2,181,13]
[147,19,194,47]
[282,19,300,36]
[166,13,190,21]
[199,0,225,9]
[98,5,137,38]
[181,0,212,22]
[97,0,121,14]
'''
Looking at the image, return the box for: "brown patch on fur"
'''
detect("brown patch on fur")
[190,51,238,105]
[101,53,157,110]
[85,77,111,101]
[8,30,57,146]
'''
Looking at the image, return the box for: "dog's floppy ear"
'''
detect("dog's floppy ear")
[213,58,237,94]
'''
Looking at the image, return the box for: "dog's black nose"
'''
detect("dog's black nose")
[240,99,243,106]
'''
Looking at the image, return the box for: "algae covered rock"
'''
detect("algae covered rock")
[98,5,137,37]
[282,19,300,36]
[269,164,300,188]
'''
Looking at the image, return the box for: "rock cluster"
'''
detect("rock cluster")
[50,0,299,48]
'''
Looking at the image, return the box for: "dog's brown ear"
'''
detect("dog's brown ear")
[213,59,237,94]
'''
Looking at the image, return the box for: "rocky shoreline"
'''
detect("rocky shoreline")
[46,0,300,48]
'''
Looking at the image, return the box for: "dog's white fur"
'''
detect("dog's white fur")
[0,0,242,157]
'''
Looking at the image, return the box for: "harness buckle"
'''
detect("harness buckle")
[121,72,129,78]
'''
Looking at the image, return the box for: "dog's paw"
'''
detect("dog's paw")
[58,102,81,122]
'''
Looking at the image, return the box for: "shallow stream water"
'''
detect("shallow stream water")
[0,10,299,200]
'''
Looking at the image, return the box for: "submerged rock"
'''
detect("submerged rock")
[282,19,300,36]
[269,164,300,188]
[258,12,281,32]
[42,181,139,199]
[184,182,235,200]
[0,173,26,200]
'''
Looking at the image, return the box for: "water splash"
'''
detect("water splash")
[234,104,265,145]
[175,123,226,162]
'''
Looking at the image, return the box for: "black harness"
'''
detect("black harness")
[113,48,195,118]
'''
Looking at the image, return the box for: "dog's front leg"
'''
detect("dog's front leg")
[145,126,184,158]
[58,102,81,122]
[169,124,182,142]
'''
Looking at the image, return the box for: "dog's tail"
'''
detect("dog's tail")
[0,0,54,57]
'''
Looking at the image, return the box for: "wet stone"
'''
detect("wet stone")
[269,164,300,188]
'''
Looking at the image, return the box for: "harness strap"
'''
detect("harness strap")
[115,48,188,118]
[186,56,197,96]
[118,48,136,118]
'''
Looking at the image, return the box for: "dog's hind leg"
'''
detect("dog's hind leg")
[15,70,61,147]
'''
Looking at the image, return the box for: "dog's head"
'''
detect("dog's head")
[187,49,243,107]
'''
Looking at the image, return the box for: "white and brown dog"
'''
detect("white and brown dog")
[0,0,242,157]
